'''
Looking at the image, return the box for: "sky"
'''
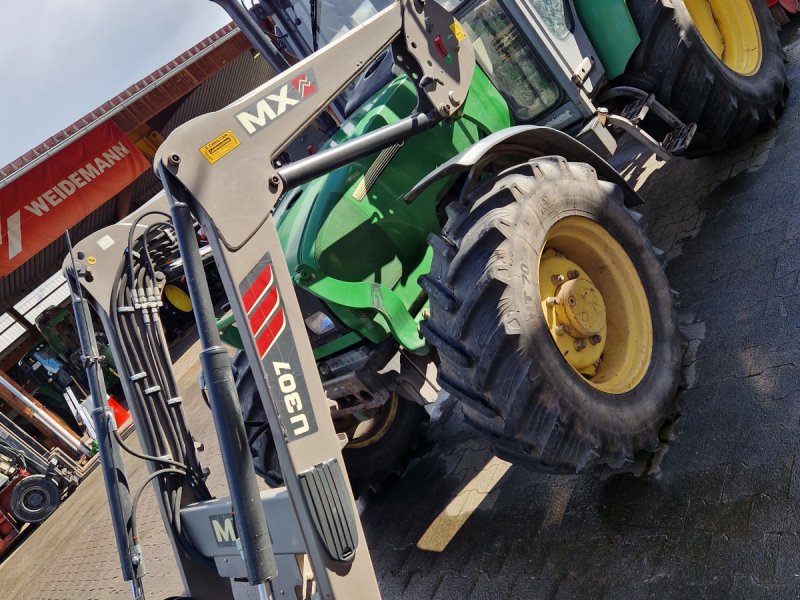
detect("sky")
[0,1,231,168]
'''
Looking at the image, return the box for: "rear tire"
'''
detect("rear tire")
[620,0,787,155]
[420,157,681,472]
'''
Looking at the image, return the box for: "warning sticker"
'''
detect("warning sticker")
[200,130,240,164]
[450,20,467,42]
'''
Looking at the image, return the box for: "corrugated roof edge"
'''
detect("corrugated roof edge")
[0,21,238,189]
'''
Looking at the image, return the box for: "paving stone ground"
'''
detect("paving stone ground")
[4,24,800,600]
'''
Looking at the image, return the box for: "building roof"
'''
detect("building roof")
[0,20,278,321]
[0,22,242,190]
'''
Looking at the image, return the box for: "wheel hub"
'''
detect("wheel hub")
[537,216,654,394]
[555,278,606,339]
[24,490,45,509]
[540,251,607,376]
[337,393,399,449]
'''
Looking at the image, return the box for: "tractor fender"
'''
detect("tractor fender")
[405,125,643,207]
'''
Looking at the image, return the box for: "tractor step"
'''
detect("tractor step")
[662,123,698,156]
[599,86,700,159]
[619,93,653,124]
[299,459,359,562]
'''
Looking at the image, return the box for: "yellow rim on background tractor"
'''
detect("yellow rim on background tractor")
[538,217,653,394]
[164,284,193,313]
[684,0,762,76]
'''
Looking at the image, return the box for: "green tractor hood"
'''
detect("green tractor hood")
[221,66,511,357]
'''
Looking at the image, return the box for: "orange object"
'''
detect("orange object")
[767,0,798,13]
[107,397,131,428]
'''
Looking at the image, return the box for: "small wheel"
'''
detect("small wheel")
[421,157,681,472]
[10,474,61,523]
[620,0,787,155]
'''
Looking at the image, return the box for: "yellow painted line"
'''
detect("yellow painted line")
[416,456,511,552]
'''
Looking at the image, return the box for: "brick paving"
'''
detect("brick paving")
[4,27,800,600]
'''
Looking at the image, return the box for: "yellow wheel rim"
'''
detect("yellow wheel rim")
[339,393,399,449]
[538,217,653,394]
[164,284,193,313]
[684,0,762,76]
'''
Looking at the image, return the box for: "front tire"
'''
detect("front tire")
[620,0,787,155]
[234,355,427,493]
[420,157,681,472]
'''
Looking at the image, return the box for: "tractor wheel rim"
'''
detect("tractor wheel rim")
[684,0,763,76]
[538,217,653,394]
[339,393,399,449]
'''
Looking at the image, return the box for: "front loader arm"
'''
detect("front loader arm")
[154,0,474,251]
[62,2,474,599]
[139,1,475,598]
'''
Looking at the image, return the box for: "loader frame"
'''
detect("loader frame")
[65,1,474,597]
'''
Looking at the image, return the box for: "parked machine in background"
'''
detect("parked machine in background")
[0,411,82,556]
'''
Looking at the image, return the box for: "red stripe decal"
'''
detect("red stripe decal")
[248,286,279,337]
[242,265,273,313]
[256,308,286,357]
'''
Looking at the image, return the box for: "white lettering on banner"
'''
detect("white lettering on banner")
[7,212,21,259]
[22,143,132,218]
[25,197,49,217]
[8,142,133,260]
[78,164,100,183]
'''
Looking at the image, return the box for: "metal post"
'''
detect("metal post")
[0,373,88,458]
[210,0,291,72]
[64,252,143,590]
[161,165,278,587]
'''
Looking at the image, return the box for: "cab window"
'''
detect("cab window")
[524,0,572,39]
[459,0,561,122]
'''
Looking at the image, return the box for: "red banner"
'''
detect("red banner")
[0,121,150,276]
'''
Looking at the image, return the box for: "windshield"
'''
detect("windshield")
[524,0,571,39]
[281,0,394,50]
[318,1,393,44]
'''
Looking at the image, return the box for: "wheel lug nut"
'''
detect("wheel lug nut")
[567,270,580,280]
[568,295,576,307]
[546,296,559,307]
[551,274,565,285]
[590,335,602,345]
[574,339,587,352]
[555,325,569,336]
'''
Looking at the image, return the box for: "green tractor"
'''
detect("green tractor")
[217,0,787,491]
